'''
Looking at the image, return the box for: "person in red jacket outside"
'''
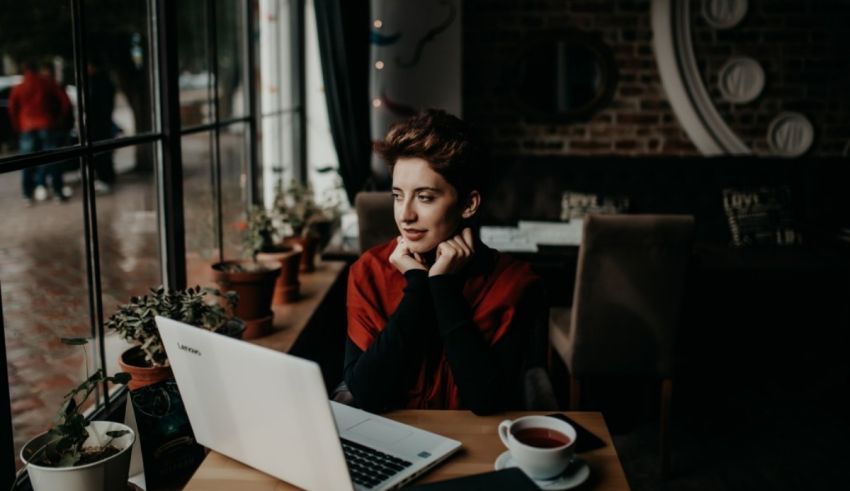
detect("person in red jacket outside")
[342,109,545,415]
[9,61,72,203]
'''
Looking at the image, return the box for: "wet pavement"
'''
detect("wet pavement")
[1,133,244,465]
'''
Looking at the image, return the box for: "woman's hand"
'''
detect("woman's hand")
[429,227,475,277]
[389,236,428,274]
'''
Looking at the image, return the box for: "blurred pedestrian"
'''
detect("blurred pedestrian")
[87,59,117,193]
[8,60,71,204]
[38,62,74,201]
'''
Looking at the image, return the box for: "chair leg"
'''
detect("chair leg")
[569,375,581,410]
[660,378,673,479]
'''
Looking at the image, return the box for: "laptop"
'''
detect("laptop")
[155,316,462,490]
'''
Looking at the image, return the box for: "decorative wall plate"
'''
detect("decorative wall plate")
[767,112,814,157]
[702,0,748,29]
[718,56,764,104]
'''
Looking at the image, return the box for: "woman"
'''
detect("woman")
[344,109,544,415]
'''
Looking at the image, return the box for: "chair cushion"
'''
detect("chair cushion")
[523,367,559,411]
[355,191,397,252]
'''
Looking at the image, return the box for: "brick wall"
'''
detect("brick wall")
[463,0,850,158]
[692,0,850,156]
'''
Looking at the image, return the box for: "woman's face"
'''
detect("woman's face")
[392,157,464,254]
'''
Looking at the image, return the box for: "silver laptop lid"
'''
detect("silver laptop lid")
[155,316,353,491]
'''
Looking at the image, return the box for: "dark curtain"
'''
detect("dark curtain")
[314,0,372,205]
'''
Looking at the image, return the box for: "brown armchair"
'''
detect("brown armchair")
[549,214,694,477]
[354,191,396,252]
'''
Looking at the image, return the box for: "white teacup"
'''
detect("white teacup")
[498,415,577,480]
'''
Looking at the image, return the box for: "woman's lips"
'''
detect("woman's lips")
[403,229,426,241]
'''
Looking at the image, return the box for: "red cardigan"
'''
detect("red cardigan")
[8,71,71,134]
[347,239,540,409]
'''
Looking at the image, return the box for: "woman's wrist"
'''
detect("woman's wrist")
[403,269,429,284]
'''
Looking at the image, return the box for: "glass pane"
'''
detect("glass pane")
[182,131,217,287]
[217,0,247,120]
[220,123,249,259]
[259,114,282,206]
[97,143,161,379]
[1,162,91,469]
[83,0,156,141]
[258,0,293,116]
[260,112,294,208]
[177,0,213,127]
[0,2,77,159]
[305,2,345,213]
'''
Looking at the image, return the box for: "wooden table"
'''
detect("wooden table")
[183,410,629,490]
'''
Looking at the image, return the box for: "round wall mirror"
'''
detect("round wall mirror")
[513,30,618,122]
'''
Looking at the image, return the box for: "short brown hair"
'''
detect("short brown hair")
[374,109,482,199]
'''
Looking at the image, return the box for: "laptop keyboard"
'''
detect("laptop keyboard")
[341,438,413,489]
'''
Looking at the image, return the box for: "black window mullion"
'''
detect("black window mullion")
[69,0,113,411]
[80,154,110,405]
[180,115,252,136]
[156,0,188,290]
[0,133,163,172]
[88,132,161,152]
[209,0,224,263]
[0,146,83,173]
[291,0,306,184]
[244,0,259,205]
[1,285,14,490]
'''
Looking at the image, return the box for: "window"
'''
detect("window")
[0,0,264,483]
[258,0,299,208]
[305,0,345,214]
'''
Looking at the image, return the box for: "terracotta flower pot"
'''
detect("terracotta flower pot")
[211,260,281,339]
[285,235,318,272]
[118,346,173,392]
[256,244,303,305]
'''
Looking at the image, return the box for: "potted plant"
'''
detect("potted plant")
[245,205,303,305]
[210,241,281,338]
[272,177,341,272]
[18,338,134,491]
[106,286,244,389]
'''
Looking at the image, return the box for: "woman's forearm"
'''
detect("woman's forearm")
[429,275,528,415]
[344,270,433,412]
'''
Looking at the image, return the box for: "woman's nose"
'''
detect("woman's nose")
[399,199,417,222]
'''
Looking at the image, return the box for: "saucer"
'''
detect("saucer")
[494,450,590,490]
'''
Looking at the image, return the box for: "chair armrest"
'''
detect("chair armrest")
[523,367,559,411]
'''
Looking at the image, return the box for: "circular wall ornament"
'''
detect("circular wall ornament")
[717,56,765,103]
[767,112,814,157]
[702,0,748,29]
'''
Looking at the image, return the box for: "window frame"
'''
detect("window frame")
[0,0,274,486]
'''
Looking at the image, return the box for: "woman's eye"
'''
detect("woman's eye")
[417,194,434,202]
[392,193,402,201]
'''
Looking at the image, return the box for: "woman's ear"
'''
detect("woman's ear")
[461,190,481,219]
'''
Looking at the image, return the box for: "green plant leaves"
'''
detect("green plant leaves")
[111,372,132,385]
[105,286,239,367]
[60,337,90,346]
[56,450,81,467]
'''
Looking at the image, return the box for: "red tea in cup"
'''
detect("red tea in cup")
[513,427,571,448]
